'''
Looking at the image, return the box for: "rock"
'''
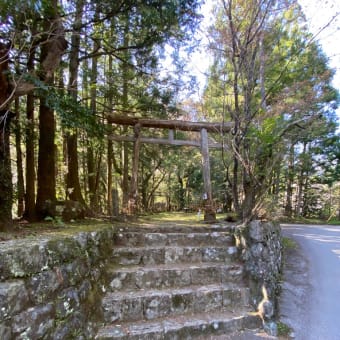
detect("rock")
[0,281,29,322]
[62,200,85,222]
[0,323,12,339]
[263,320,278,336]
[12,304,55,338]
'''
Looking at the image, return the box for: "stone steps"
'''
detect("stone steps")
[96,225,260,339]
[113,224,233,234]
[96,310,261,340]
[106,262,244,291]
[113,231,233,247]
[112,245,238,266]
[102,283,250,323]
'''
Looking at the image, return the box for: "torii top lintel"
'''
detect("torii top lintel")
[108,115,232,133]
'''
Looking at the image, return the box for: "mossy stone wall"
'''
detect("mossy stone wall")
[0,227,116,339]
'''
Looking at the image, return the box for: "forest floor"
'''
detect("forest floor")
[0,212,217,242]
[0,218,113,241]
[1,212,338,242]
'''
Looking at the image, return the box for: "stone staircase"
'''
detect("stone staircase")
[95,224,262,339]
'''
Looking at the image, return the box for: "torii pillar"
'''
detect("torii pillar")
[200,128,216,222]
[128,124,141,215]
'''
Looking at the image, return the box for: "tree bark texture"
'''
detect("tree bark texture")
[0,43,13,230]
[106,53,114,215]
[66,133,85,205]
[36,95,56,219]
[24,54,37,221]
[14,98,25,217]
[65,0,86,208]
[284,143,295,217]
[35,1,62,219]
[0,111,13,231]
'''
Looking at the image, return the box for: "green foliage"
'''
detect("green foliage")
[44,215,65,227]
[22,73,105,136]
[203,0,339,220]
[315,134,340,185]
[282,237,297,250]
[47,91,105,137]
[277,321,292,336]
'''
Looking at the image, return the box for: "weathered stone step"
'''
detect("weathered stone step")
[107,262,244,292]
[102,284,250,323]
[111,245,238,266]
[114,224,233,234]
[113,231,233,247]
[96,310,262,339]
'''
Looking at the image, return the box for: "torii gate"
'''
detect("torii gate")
[108,116,232,222]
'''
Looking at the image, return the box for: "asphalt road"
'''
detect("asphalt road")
[280,224,340,340]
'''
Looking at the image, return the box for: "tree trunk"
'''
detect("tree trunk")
[65,0,85,208]
[284,143,295,217]
[177,173,185,211]
[87,144,96,209]
[66,133,85,205]
[36,94,56,219]
[24,90,36,220]
[0,111,13,231]
[141,170,150,211]
[87,26,99,211]
[232,155,240,214]
[242,173,256,220]
[24,25,38,221]
[107,139,113,214]
[295,142,307,216]
[35,0,67,219]
[14,98,25,217]
[0,43,13,230]
[121,19,131,212]
[35,17,56,219]
[107,53,114,215]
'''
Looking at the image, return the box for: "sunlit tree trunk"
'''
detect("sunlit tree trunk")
[65,0,85,207]
[295,142,307,216]
[285,143,295,217]
[88,20,100,212]
[121,18,131,212]
[107,54,114,215]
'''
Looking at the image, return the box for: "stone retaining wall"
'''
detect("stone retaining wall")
[233,220,282,334]
[0,227,116,339]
